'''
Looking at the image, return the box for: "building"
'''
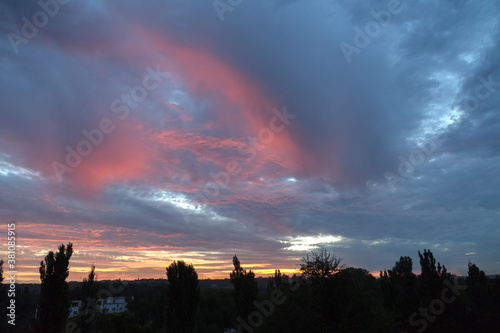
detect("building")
[68,296,131,318]
[97,296,129,314]
[68,300,82,318]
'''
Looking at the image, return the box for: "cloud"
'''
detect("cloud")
[1,0,499,281]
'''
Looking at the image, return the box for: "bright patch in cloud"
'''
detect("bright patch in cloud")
[281,234,345,252]
[0,160,41,180]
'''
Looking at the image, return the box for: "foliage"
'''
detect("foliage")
[0,259,5,302]
[229,255,258,319]
[7,247,500,332]
[36,243,73,333]
[418,249,451,305]
[0,259,4,285]
[0,259,5,332]
[328,267,391,332]
[166,260,200,333]
[380,256,418,321]
[258,274,320,332]
[78,264,98,333]
[267,269,284,290]
[198,288,235,333]
[125,279,168,331]
[299,249,343,278]
[466,261,491,326]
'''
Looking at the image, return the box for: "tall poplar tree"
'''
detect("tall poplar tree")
[230,255,258,318]
[37,243,73,333]
[166,260,200,333]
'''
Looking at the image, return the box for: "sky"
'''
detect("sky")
[0,0,499,283]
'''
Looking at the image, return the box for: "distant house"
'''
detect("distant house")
[98,296,129,314]
[68,296,131,318]
[69,300,82,318]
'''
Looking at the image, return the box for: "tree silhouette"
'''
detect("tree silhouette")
[229,255,257,319]
[492,275,500,324]
[466,262,490,323]
[166,260,200,333]
[380,256,418,325]
[299,249,343,278]
[5,245,500,332]
[333,268,389,331]
[36,243,73,333]
[0,259,3,283]
[0,260,7,333]
[0,259,4,299]
[418,249,450,305]
[268,269,285,290]
[296,250,343,330]
[79,264,97,333]
[82,264,96,300]
[0,259,5,308]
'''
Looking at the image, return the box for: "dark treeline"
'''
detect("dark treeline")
[0,245,500,332]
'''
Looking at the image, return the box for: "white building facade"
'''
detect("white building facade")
[68,296,131,318]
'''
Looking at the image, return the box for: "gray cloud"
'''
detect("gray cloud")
[1,0,499,280]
